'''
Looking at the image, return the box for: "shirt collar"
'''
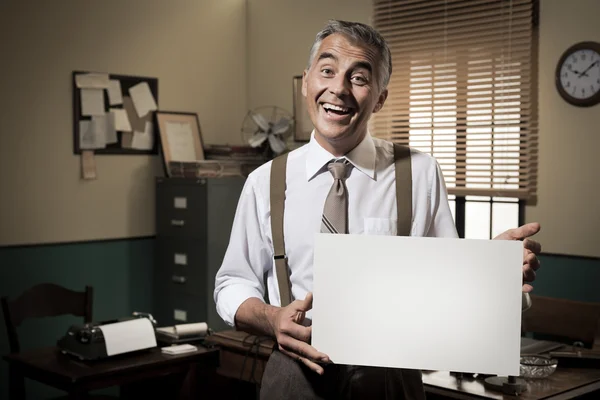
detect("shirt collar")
[305,130,376,181]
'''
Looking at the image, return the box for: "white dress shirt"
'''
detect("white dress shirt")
[214,132,459,327]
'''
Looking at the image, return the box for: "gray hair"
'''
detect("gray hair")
[307,19,392,91]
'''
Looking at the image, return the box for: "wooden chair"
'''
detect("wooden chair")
[522,294,600,349]
[1,283,114,399]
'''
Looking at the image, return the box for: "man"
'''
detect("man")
[215,20,541,399]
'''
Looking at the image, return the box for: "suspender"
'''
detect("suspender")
[269,143,413,307]
[270,153,293,307]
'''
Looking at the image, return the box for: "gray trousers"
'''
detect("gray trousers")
[260,350,426,400]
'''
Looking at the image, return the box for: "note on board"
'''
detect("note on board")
[80,89,105,116]
[131,121,154,150]
[107,79,123,105]
[129,82,157,118]
[75,72,110,89]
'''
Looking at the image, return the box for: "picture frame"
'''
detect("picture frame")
[292,75,313,142]
[155,111,204,177]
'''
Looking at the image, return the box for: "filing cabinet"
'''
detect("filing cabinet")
[153,176,245,332]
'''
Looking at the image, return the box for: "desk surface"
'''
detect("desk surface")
[3,345,219,394]
[422,368,600,399]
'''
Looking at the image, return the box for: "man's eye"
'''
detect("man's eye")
[321,68,333,76]
[352,75,367,85]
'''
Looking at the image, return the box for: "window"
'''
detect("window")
[372,0,538,238]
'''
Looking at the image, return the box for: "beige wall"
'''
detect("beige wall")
[0,0,247,245]
[246,0,373,113]
[526,0,600,257]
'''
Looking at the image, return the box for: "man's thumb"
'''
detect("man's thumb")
[299,292,313,311]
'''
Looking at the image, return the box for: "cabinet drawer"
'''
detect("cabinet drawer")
[154,238,207,297]
[152,289,207,327]
[156,179,207,238]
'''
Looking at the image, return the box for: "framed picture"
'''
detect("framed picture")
[292,75,313,142]
[155,111,204,177]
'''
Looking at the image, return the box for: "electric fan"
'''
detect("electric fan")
[241,106,293,156]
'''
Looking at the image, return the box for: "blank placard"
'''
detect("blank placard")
[311,234,523,376]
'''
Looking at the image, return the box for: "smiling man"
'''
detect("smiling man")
[214,20,541,400]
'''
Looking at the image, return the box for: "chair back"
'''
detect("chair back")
[522,295,600,348]
[1,283,93,353]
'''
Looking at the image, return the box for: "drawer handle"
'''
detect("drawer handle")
[171,219,185,226]
[172,275,186,284]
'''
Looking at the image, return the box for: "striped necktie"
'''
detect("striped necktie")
[321,159,353,234]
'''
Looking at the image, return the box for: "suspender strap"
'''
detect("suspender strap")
[394,144,413,236]
[270,153,293,307]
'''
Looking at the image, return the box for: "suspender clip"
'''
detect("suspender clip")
[274,254,287,260]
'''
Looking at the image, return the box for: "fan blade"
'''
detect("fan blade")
[248,132,268,148]
[272,117,290,134]
[251,112,270,132]
[268,134,287,154]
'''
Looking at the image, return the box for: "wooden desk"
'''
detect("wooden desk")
[3,345,219,399]
[422,369,600,399]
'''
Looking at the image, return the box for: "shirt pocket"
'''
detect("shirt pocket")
[364,218,397,236]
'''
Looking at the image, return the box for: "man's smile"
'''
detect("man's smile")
[319,102,355,121]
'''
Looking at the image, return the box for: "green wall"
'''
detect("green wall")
[0,239,597,399]
[0,238,154,399]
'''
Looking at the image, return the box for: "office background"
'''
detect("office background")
[0,0,598,398]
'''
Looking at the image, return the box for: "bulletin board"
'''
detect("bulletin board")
[72,70,159,155]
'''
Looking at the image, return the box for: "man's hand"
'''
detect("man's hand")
[268,292,330,374]
[493,222,542,293]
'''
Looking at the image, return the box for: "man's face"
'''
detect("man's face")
[302,33,388,154]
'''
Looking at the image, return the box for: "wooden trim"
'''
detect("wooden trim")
[0,235,156,250]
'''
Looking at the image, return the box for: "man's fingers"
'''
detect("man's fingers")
[279,348,324,375]
[299,292,313,311]
[280,322,312,343]
[278,335,329,363]
[523,251,541,271]
[522,263,536,282]
[524,238,542,255]
[495,222,540,241]
[522,283,533,293]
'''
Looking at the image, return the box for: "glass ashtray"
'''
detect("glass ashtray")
[520,354,558,378]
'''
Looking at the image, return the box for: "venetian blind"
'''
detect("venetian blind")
[372,0,538,200]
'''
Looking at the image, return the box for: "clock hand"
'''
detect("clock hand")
[578,60,599,77]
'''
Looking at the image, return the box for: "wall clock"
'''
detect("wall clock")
[555,41,600,107]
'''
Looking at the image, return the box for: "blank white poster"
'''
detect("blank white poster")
[311,234,523,376]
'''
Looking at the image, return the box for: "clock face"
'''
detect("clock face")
[556,42,600,106]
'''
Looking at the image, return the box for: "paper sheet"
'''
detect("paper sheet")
[131,121,154,150]
[121,132,133,148]
[92,113,117,144]
[98,318,156,356]
[165,121,197,161]
[75,72,110,89]
[111,108,132,132]
[129,81,157,118]
[311,234,523,376]
[81,150,96,180]
[107,79,123,105]
[79,120,105,149]
[123,96,146,132]
[80,88,105,116]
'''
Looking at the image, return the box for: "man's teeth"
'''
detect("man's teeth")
[323,103,349,113]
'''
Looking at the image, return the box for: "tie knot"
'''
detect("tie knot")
[327,159,352,180]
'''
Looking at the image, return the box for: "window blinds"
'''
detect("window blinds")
[372,0,538,201]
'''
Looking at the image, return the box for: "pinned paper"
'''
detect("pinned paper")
[92,113,117,145]
[81,150,97,180]
[123,96,146,132]
[131,121,154,150]
[75,72,110,89]
[129,81,157,118]
[107,79,123,105]
[80,88,105,116]
[79,120,106,149]
[111,108,132,132]
[121,132,133,148]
